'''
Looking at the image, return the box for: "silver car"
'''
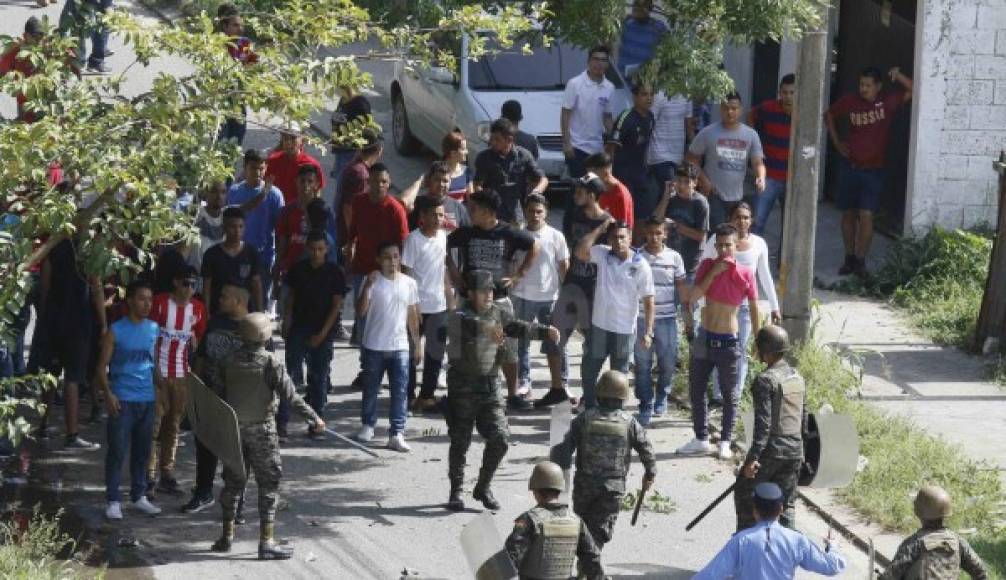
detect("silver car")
[391,33,631,182]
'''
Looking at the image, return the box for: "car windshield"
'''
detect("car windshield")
[468,38,623,91]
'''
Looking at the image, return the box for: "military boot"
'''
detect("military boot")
[472,483,500,511]
[447,487,465,512]
[258,522,293,560]
[210,520,235,552]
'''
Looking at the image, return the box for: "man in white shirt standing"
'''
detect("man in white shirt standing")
[561,45,616,180]
[509,194,571,407]
[573,219,655,409]
[402,197,453,413]
[355,241,422,452]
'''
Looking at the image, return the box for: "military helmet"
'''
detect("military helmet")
[914,485,952,520]
[755,324,790,356]
[596,370,630,400]
[528,461,565,491]
[239,312,273,344]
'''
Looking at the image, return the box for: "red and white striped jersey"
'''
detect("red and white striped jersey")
[150,293,207,379]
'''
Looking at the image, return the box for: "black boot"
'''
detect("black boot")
[447,487,465,511]
[472,484,500,511]
[257,522,293,560]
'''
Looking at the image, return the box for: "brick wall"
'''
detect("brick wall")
[906,0,1006,232]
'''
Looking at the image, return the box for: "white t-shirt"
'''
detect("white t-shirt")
[590,245,655,334]
[639,247,686,319]
[402,229,447,313]
[562,70,616,154]
[700,234,780,311]
[647,92,693,166]
[512,225,569,302]
[362,273,419,352]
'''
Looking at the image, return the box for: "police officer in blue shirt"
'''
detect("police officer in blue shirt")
[694,483,846,580]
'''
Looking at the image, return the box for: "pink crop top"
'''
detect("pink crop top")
[695,258,758,306]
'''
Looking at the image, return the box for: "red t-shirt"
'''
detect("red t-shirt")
[265,150,325,205]
[828,91,906,169]
[599,179,635,228]
[348,194,409,275]
[695,257,758,307]
[276,202,308,273]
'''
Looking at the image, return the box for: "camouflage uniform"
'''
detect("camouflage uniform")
[880,528,988,580]
[735,359,806,532]
[446,301,550,495]
[218,344,320,526]
[505,502,605,580]
[550,407,656,549]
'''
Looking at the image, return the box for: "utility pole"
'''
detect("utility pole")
[779,5,830,344]
[975,151,1006,352]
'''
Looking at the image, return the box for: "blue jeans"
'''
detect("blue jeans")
[580,325,633,408]
[361,349,409,435]
[511,296,555,384]
[689,330,742,442]
[105,401,155,503]
[60,0,112,67]
[753,178,786,236]
[711,303,752,401]
[285,328,334,417]
[633,317,678,415]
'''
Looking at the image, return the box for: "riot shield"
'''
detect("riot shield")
[741,411,860,489]
[460,512,518,580]
[186,374,244,475]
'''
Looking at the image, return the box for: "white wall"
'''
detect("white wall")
[907,0,1006,232]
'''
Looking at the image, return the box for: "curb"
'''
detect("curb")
[798,490,892,568]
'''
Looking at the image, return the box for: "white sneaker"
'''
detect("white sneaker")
[516,380,532,397]
[132,497,162,515]
[718,441,733,461]
[105,501,123,520]
[355,425,374,443]
[676,438,713,456]
[387,433,411,452]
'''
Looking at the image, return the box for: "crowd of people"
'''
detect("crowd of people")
[0,1,982,578]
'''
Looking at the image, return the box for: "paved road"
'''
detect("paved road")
[0,3,871,578]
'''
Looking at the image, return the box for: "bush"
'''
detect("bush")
[0,507,87,579]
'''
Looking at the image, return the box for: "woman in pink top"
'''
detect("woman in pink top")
[442,129,474,202]
[677,223,761,461]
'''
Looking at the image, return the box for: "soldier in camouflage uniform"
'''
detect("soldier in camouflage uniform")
[550,370,656,554]
[211,313,326,560]
[445,270,559,512]
[735,325,807,532]
[879,485,987,580]
[506,461,604,580]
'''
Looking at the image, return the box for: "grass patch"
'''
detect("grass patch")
[0,507,96,579]
[793,338,1005,575]
[835,227,992,351]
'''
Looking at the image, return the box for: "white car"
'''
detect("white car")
[390,33,631,183]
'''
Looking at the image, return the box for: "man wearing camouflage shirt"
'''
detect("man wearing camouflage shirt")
[211,313,325,560]
[506,461,604,580]
[445,270,559,512]
[735,325,806,532]
[550,370,656,557]
[880,486,987,580]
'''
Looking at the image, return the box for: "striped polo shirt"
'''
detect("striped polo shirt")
[750,99,792,182]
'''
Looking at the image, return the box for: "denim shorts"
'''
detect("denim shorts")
[837,162,885,213]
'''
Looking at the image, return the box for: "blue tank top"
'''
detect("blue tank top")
[109,317,159,402]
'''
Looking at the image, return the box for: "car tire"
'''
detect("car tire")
[392,92,421,156]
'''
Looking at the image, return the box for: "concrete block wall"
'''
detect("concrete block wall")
[906,0,1006,232]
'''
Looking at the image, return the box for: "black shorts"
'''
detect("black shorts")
[30,321,93,384]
